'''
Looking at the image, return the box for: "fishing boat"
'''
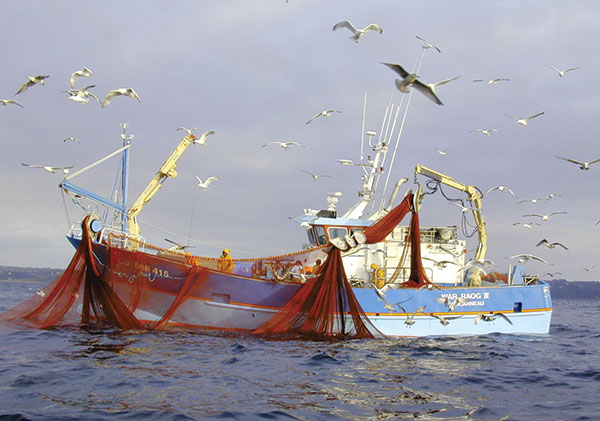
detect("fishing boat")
[3,107,552,337]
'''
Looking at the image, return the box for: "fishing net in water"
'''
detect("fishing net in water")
[253,246,379,339]
[254,193,430,339]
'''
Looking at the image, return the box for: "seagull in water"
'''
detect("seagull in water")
[523,211,567,221]
[262,141,305,150]
[101,88,142,108]
[16,75,49,94]
[556,156,600,170]
[382,63,443,105]
[505,112,545,126]
[544,65,582,78]
[469,128,499,136]
[0,99,24,108]
[536,239,568,250]
[21,163,73,174]
[415,36,441,53]
[306,109,342,124]
[332,20,383,43]
[69,66,93,88]
[301,170,331,180]
[196,176,220,189]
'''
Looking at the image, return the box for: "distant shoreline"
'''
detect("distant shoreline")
[0,265,598,299]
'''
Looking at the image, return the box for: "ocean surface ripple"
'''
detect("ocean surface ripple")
[0,280,598,420]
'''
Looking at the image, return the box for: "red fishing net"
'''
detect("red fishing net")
[253,247,379,339]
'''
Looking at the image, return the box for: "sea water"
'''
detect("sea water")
[0,280,598,420]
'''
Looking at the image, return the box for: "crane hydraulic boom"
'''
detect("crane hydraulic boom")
[127,132,208,237]
[414,164,488,262]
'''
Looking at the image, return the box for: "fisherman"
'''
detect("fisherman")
[370,263,386,289]
[311,259,323,275]
[217,249,234,273]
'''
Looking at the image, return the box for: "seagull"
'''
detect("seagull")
[422,257,457,269]
[21,163,73,174]
[164,238,194,251]
[35,290,46,298]
[435,296,471,312]
[544,65,582,78]
[69,66,93,89]
[505,112,544,126]
[435,148,448,155]
[306,109,342,124]
[191,130,215,146]
[0,99,24,108]
[101,88,142,108]
[458,258,498,276]
[536,239,568,250]
[332,20,383,43]
[368,282,409,313]
[301,170,331,180]
[195,176,220,189]
[381,63,443,105]
[507,254,552,264]
[64,85,99,104]
[473,78,510,85]
[288,215,318,229]
[486,186,516,196]
[177,127,201,136]
[427,75,461,93]
[475,312,512,325]
[512,222,540,229]
[544,272,563,278]
[432,314,462,326]
[545,193,561,200]
[451,202,479,213]
[262,141,305,150]
[556,156,600,170]
[469,128,499,136]
[63,137,79,143]
[415,36,441,53]
[523,211,567,221]
[518,197,546,204]
[405,305,427,326]
[16,75,49,94]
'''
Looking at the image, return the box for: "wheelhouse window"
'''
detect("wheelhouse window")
[327,227,348,241]
[306,227,316,245]
[314,226,328,246]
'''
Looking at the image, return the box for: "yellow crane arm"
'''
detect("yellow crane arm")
[414,164,488,261]
[127,134,199,237]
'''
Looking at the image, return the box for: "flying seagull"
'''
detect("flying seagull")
[512,222,540,229]
[16,75,49,94]
[523,211,567,221]
[306,109,342,124]
[556,156,600,170]
[381,63,443,105]
[332,20,383,43]
[469,128,499,136]
[505,112,545,126]
[191,130,215,146]
[473,78,510,85]
[518,197,546,204]
[301,170,331,180]
[195,176,220,189]
[63,137,79,143]
[21,163,73,174]
[415,36,441,53]
[475,312,512,325]
[164,238,194,251]
[69,66,93,89]
[101,88,142,108]
[426,75,461,93]
[536,239,568,250]
[436,296,471,312]
[486,186,516,196]
[64,85,99,104]
[177,127,201,136]
[0,99,24,108]
[435,148,448,155]
[262,141,305,150]
[507,254,552,264]
[544,65,582,78]
[458,258,498,275]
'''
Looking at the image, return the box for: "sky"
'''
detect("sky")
[0,1,598,281]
